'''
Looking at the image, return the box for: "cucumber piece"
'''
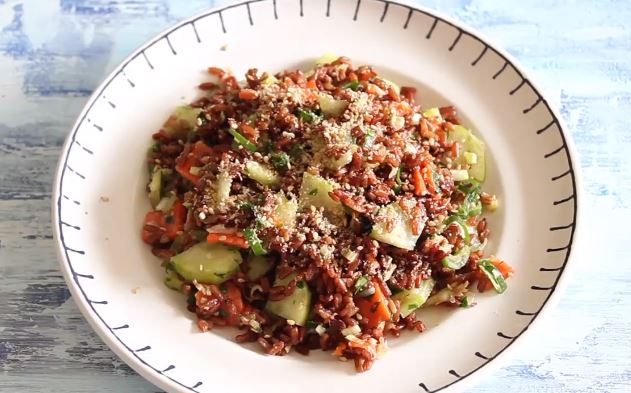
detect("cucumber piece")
[441,245,471,270]
[450,169,470,182]
[163,105,203,137]
[315,53,339,65]
[245,255,273,280]
[164,269,183,291]
[155,194,177,213]
[370,202,423,250]
[422,107,443,121]
[299,172,344,217]
[215,171,232,203]
[148,169,162,208]
[323,146,354,170]
[170,242,242,284]
[266,274,312,326]
[274,193,298,230]
[262,74,278,85]
[318,93,348,117]
[392,278,435,317]
[448,125,486,182]
[243,160,280,187]
[466,133,486,182]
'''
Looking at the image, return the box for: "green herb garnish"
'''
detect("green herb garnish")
[296,280,305,289]
[308,188,318,196]
[478,259,507,293]
[228,128,257,152]
[297,108,318,123]
[270,152,291,171]
[243,227,267,256]
[355,275,370,293]
[342,80,361,91]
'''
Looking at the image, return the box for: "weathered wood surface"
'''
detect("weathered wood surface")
[0,0,629,392]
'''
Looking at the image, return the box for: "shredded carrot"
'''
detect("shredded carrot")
[422,166,437,194]
[412,167,425,196]
[207,232,249,249]
[355,280,391,328]
[492,259,514,278]
[451,142,460,159]
[238,89,258,100]
[333,342,347,357]
[306,79,317,89]
[198,81,217,90]
[207,66,224,77]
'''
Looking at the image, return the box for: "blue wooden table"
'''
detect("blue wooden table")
[0,1,628,392]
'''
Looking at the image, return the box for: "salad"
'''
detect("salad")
[141,55,513,372]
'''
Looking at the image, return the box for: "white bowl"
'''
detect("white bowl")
[52,1,580,392]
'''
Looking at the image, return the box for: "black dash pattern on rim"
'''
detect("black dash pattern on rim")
[54,2,578,393]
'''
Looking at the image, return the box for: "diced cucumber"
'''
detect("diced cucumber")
[170,242,242,284]
[422,107,443,121]
[441,245,471,270]
[244,160,280,187]
[274,193,298,230]
[266,274,312,326]
[466,133,486,182]
[245,255,273,280]
[392,278,435,317]
[163,105,203,137]
[315,53,339,65]
[299,172,344,217]
[164,269,183,291]
[318,93,348,117]
[448,125,486,182]
[156,194,177,213]
[148,169,162,208]
[262,74,278,85]
[215,171,232,202]
[370,202,423,250]
[323,146,354,170]
[450,169,470,182]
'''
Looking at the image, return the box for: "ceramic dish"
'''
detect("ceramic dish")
[52,1,580,392]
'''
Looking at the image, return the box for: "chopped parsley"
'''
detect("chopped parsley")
[296,108,318,123]
[270,152,291,171]
[342,80,361,91]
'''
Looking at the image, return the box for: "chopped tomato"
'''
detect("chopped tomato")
[355,280,391,328]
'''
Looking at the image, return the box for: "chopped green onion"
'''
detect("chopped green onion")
[478,259,507,293]
[289,143,303,158]
[443,216,471,244]
[460,295,473,308]
[239,201,255,211]
[306,320,318,329]
[342,80,360,91]
[243,227,267,256]
[296,108,317,123]
[228,128,257,152]
[270,152,291,171]
[355,275,370,294]
[296,280,305,289]
[441,245,471,270]
[363,129,377,147]
[395,166,404,186]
